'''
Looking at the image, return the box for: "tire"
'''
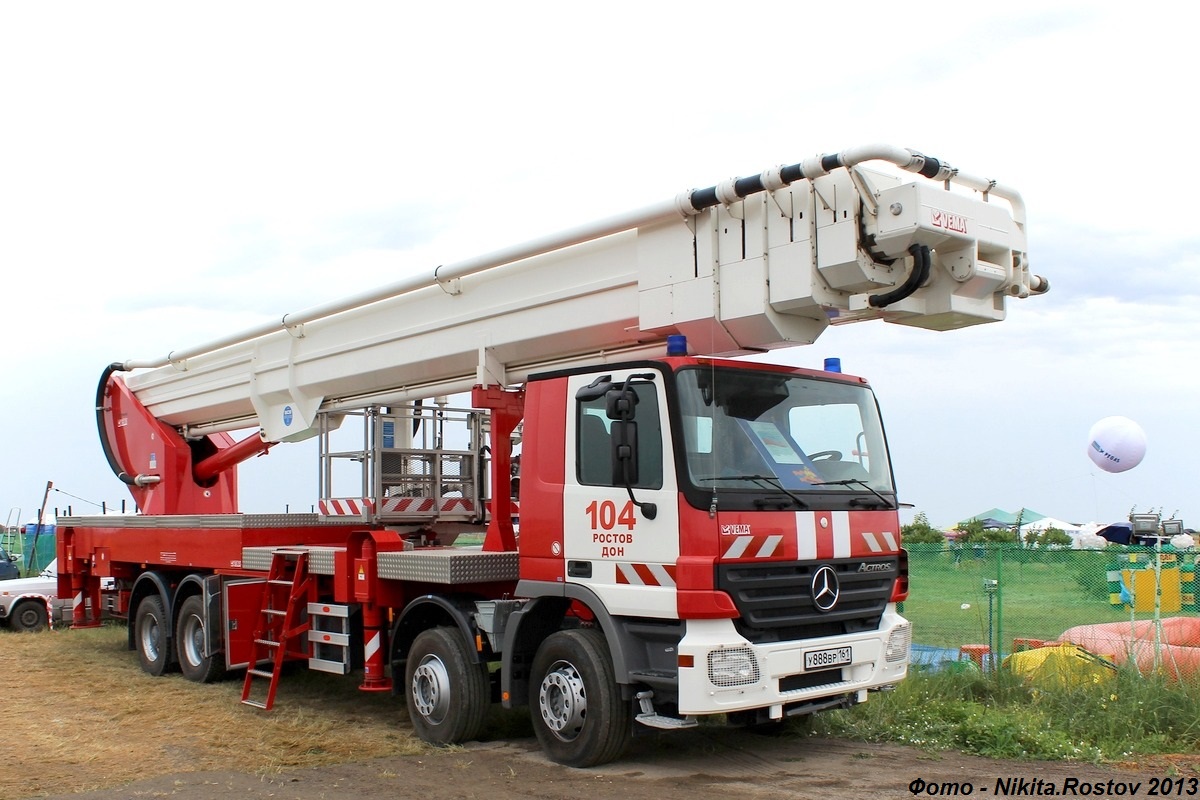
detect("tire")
[404,627,490,745]
[134,595,172,676]
[176,595,227,683]
[10,600,50,633]
[529,627,632,767]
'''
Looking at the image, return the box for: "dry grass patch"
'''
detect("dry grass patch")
[1,624,428,798]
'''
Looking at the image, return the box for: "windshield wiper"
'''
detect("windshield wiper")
[811,478,896,509]
[700,474,809,509]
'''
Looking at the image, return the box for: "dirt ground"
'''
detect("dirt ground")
[8,626,1198,800]
[25,729,1197,800]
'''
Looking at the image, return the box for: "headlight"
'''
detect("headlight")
[707,647,760,687]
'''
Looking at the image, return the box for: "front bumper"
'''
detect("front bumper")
[676,606,910,717]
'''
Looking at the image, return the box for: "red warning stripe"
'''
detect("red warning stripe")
[615,563,677,586]
[721,534,784,560]
[318,498,376,516]
[380,497,477,513]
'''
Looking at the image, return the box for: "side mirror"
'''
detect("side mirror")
[611,419,656,519]
[605,387,638,421]
[611,420,639,484]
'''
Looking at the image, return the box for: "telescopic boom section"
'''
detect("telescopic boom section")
[98,145,1048,509]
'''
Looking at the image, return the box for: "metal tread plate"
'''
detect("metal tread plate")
[61,513,358,529]
[241,546,341,574]
[239,545,518,585]
[378,547,518,584]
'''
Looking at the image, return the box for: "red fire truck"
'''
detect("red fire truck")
[60,145,1046,766]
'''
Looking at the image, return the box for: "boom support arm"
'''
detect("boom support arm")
[104,144,1047,472]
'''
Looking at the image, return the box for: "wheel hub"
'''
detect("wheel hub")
[141,617,160,660]
[538,660,587,741]
[411,654,451,724]
[182,615,204,666]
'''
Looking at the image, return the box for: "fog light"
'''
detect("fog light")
[885,624,911,663]
[707,647,760,687]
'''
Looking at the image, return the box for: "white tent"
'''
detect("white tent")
[1020,516,1083,535]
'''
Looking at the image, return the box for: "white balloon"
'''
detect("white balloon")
[1087,416,1147,473]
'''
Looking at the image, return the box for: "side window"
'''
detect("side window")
[577,382,663,489]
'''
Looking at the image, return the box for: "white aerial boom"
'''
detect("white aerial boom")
[118,144,1046,444]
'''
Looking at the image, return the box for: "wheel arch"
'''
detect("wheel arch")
[126,571,174,654]
[172,573,206,606]
[389,594,482,682]
[501,581,645,709]
[169,573,211,647]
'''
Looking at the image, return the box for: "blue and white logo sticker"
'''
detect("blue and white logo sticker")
[283,405,294,427]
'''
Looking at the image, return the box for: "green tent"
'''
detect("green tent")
[960,508,1047,528]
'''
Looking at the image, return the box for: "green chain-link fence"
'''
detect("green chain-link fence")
[902,543,1200,674]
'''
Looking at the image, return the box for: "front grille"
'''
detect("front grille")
[717,557,897,644]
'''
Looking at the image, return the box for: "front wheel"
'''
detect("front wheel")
[404,627,490,745]
[10,599,50,632]
[529,627,632,767]
[134,595,171,676]
[176,595,226,683]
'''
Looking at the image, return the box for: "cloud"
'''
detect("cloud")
[2,1,1197,532]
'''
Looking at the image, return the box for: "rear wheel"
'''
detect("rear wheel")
[134,595,171,676]
[10,600,50,632]
[405,627,490,745]
[529,627,632,767]
[176,595,226,682]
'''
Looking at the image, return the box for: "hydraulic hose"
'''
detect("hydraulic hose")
[868,244,931,308]
[96,363,139,486]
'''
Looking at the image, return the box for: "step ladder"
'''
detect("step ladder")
[308,603,353,674]
[240,549,314,710]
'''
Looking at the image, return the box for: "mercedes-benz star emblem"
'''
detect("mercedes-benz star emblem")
[811,565,840,612]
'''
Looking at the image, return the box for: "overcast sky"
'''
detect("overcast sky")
[2,2,1196,531]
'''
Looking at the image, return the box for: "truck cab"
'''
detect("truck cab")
[511,355,908,738]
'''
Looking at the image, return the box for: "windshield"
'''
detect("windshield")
[676,366,895,506]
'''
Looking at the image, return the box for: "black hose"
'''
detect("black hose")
[687,148,947,213]
[96,363,138,486]
[868,244,931,308]
[688,159,807,210]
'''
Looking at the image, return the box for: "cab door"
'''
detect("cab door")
[561,367,680,618]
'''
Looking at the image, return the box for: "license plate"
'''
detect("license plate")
[804,646,852,670]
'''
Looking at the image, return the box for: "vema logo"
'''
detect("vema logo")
[931,208,968,234]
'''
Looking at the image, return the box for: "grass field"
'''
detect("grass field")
[902,546,1199,653]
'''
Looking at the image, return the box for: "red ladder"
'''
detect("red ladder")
[240,549,314,710]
